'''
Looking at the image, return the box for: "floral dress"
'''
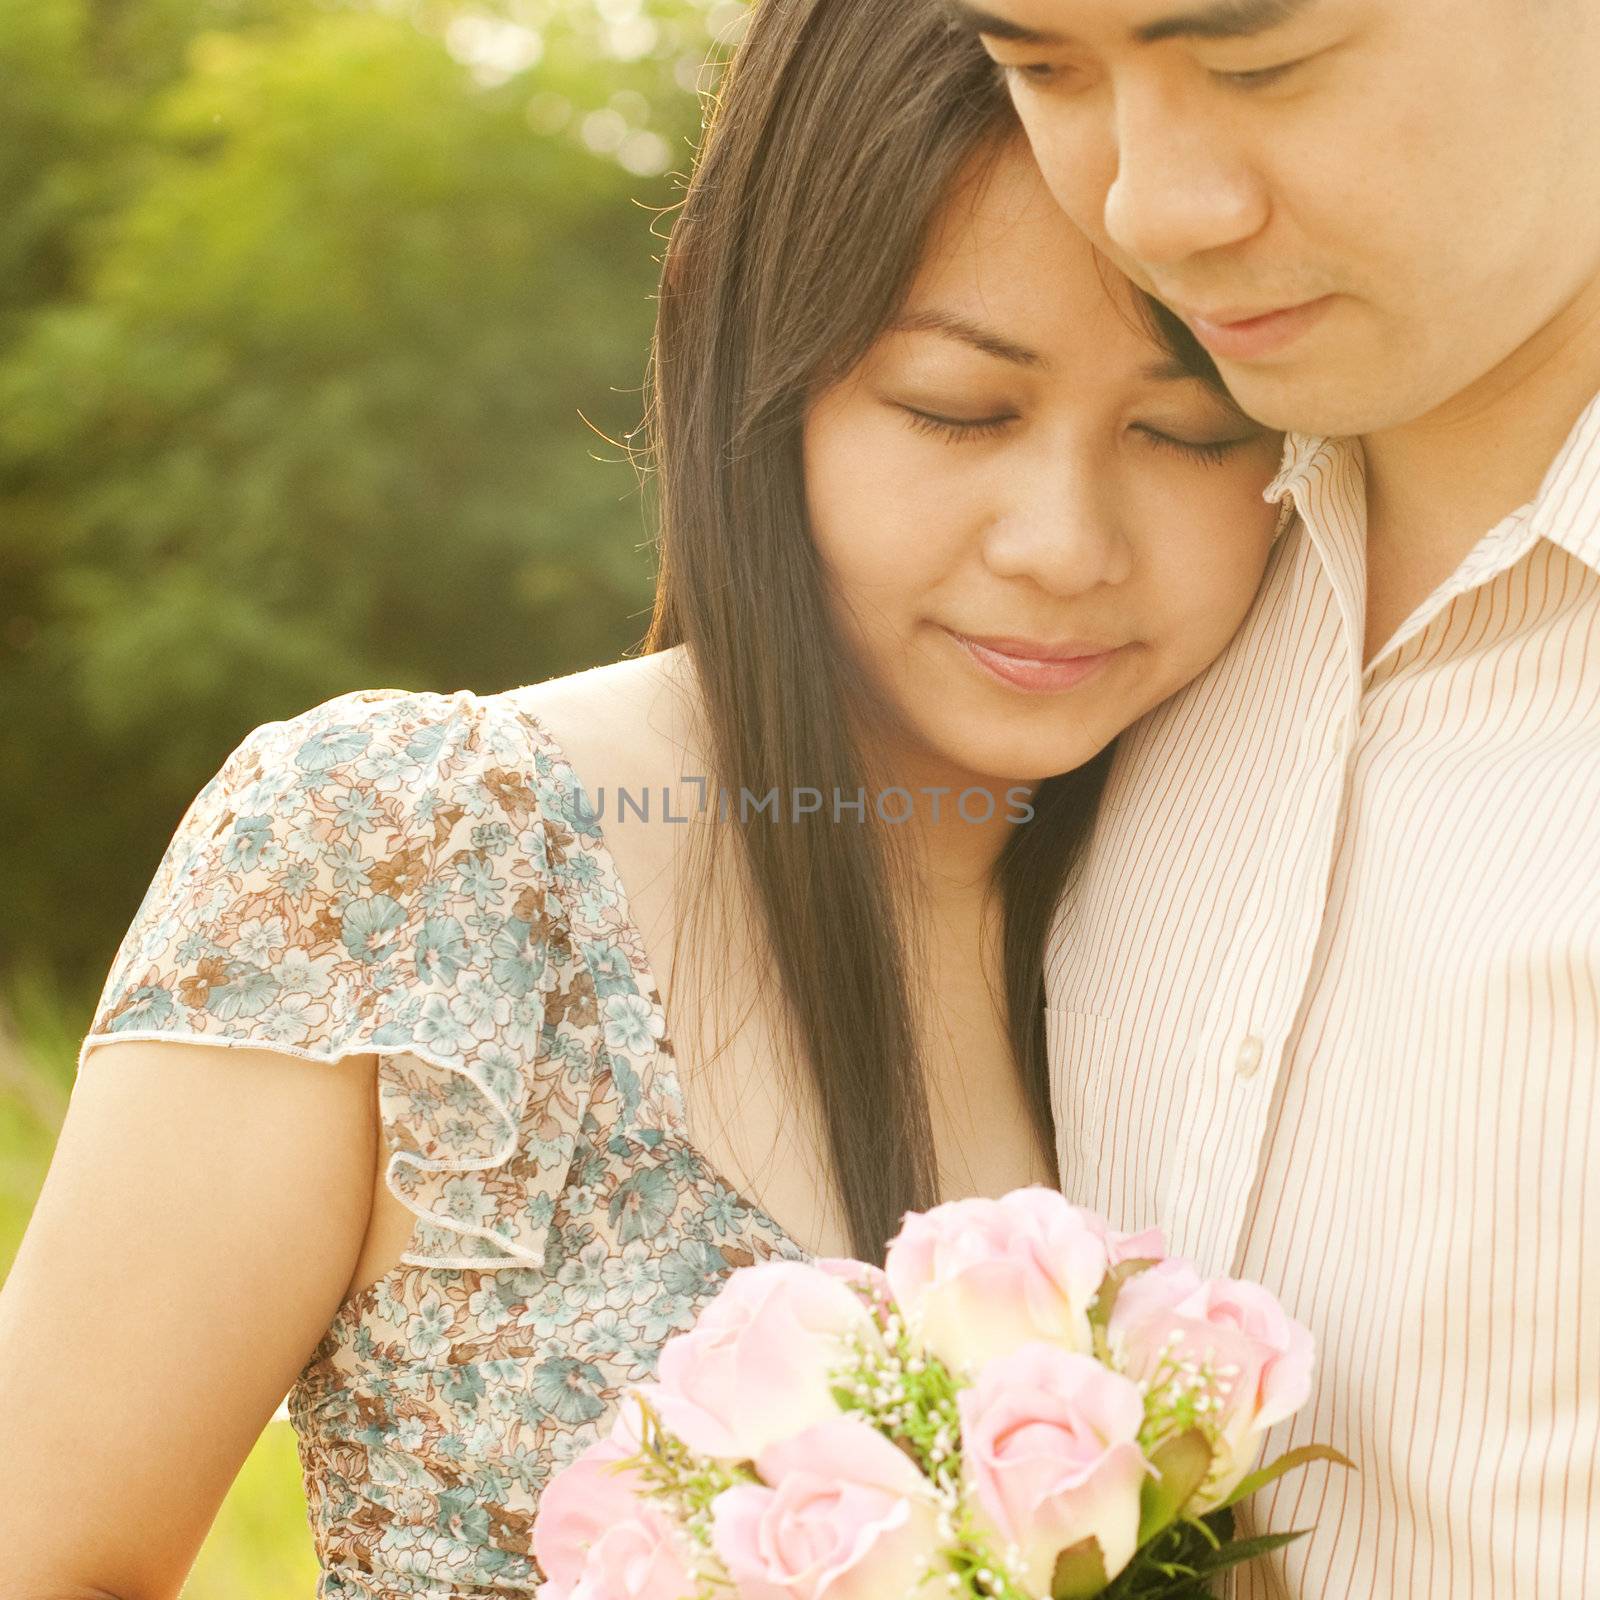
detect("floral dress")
[77,685,809,1597]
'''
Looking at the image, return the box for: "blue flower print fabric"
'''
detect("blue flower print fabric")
[77,685,807,1597]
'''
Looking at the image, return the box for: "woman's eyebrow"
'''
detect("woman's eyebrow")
[1144,354,1205,382]
[889,309,1045,368]
[1142,354,1256,421]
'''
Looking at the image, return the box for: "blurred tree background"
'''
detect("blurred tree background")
[0,0,740,1588]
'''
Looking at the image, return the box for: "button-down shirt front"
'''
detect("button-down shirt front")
[1046,392,1600,1598]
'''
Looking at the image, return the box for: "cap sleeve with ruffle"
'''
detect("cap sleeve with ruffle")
[77,685,590,1271]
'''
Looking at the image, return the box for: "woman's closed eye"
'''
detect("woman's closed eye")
[895,401,1264,466]
[898,405,1019,443]
[1133,422,1264,467]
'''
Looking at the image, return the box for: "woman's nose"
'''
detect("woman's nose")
[980,457,1136,596]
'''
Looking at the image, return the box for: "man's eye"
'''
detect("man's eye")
[1007,61,1064,85]
[988,55,1084,91]
[1210,58,1303,90]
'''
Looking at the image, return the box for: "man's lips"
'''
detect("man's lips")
[1176,295,1337,362]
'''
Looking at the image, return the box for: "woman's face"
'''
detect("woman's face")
[803,134,1284,790]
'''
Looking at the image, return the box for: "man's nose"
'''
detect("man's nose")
[1102,87,1269,269]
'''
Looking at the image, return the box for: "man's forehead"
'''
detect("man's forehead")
[949,0,1319,47]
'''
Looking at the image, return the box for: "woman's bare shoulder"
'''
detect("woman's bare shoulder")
[506,646,705,794]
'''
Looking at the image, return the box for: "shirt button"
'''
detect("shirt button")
[1235,1035,1265,1079]
[1327,714,1350,756]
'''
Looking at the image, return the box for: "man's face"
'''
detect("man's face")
[952,0,1600,439]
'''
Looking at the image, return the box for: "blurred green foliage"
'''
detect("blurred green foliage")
[0,5,738,1585]
[0,0,742,1009]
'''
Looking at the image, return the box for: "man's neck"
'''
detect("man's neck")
[1359,273,1600,667]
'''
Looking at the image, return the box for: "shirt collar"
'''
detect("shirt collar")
[1262,431,1369,667]
[1263,386,1600,580]
[1265,430,1346,512]
[1526,386,1600,578]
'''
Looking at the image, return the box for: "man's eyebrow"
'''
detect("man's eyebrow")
[945,1,1067,46]
[1133,0,1316,46]
[889,309,1045,368]
[949,0,1316,47]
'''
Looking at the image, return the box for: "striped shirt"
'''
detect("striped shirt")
[1046,390,1600,1598]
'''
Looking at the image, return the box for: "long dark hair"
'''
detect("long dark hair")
[640,0,1224,1261]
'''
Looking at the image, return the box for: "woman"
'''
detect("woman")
[0,0,1282,1593]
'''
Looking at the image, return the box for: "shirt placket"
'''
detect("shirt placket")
[1178,498,1549,1271]
[1176,671,1363,1265]
[1168,475,1370,1269]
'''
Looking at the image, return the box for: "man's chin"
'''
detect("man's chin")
[1206,358,1396,441]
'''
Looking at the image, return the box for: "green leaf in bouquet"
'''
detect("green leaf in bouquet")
[606,1389,758,1540]
[1179,1511,1225,1553]
[1183,1527,1311,1573]
[1087,1257,1163,1362]
[1051,1535,1110,1599]
[1212,1443,1357,1513]
[829,1323,965,1489]
[1095,1508,1309,1598]
[1136,1428,1214,1545]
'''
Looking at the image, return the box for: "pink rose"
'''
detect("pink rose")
[1109,1260,1315,1510]
[958,1343,1149,1589]
[710,1418,945,1600]
[1082,1214,1168,1268]
[884,1187,1110,1371]
[647,1261,881,1461]
[813,1255,893,1307]
[533,1436,695,1600]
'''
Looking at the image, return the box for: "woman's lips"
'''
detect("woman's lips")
[945,629,1124,695]
[1182,295,1335,362]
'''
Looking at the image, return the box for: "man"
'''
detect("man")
[945,0,1600,1594]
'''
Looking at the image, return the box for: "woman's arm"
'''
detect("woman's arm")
[0,1039,381,1600]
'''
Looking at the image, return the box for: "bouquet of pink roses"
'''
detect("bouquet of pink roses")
[532,1187,1351,1600]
